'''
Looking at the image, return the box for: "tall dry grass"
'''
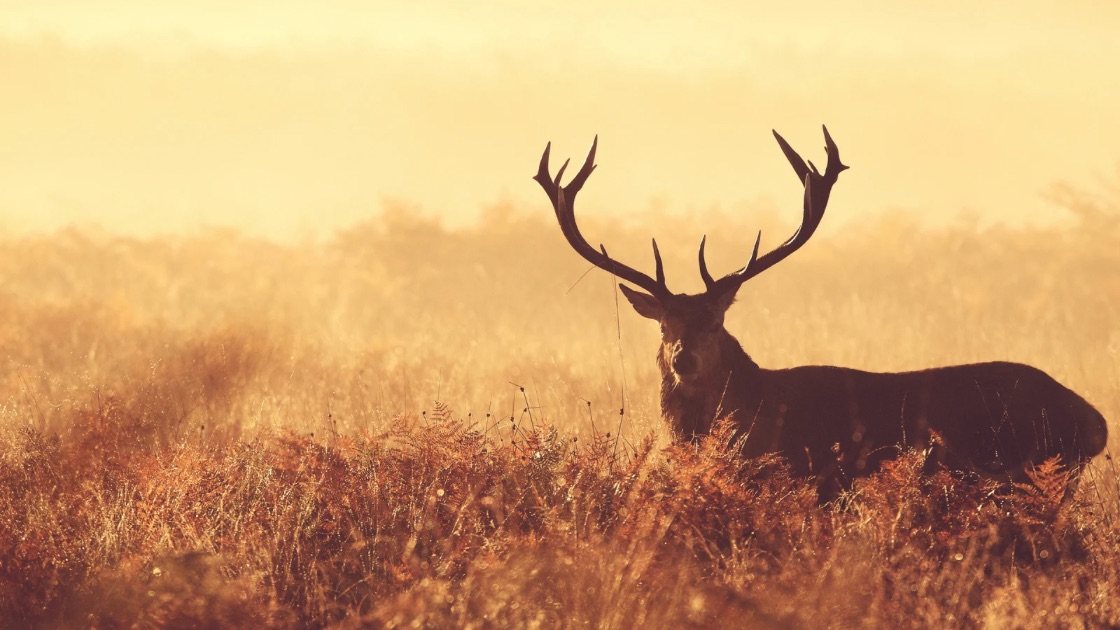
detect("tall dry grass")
[1,193,1118,627]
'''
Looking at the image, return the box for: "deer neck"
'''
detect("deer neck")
[659,331,760,439]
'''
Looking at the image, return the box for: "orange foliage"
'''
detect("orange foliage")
[1,207,1119,626]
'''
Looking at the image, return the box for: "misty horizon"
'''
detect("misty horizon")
[2,3,1119,240]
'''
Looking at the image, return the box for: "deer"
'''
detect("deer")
[533,126,1109,499]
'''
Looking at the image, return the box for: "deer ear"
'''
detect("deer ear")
[618,284,664,320]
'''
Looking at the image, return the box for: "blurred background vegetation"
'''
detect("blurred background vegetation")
[2,182,1117,449]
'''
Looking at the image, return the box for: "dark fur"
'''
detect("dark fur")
[661,329,1109,497]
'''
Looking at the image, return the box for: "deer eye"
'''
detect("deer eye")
[695,315,719,332]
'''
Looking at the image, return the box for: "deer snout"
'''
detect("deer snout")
[671,348,699,377]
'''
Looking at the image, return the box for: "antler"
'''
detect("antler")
[533,137,671,299]
[700,125,849,295]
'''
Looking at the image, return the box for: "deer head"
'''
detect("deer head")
[533,127,848,391]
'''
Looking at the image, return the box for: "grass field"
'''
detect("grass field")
[2,202,1118,627]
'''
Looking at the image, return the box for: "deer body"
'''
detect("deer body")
[533,127,1108,496]
[660,337,1107,493]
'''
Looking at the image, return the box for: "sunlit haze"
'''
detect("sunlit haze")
[2,1,1119,239]
[4,4,1120,624]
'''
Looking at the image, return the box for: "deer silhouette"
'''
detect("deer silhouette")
[533,126,1108,498]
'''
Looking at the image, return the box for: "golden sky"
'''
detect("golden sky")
[2,1,1119,239]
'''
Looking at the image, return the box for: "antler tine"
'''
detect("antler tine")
[553,158,571,188]
[773,130,810,183]
[652,238,666,287]
[704,126,846,295]
[533,137,671,298]
[698,235,715,289]
[567,135,598,193]
[535,141,553,183]
[701,231,761,292]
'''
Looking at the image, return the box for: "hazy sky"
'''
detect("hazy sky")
[2,1,1119,239]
